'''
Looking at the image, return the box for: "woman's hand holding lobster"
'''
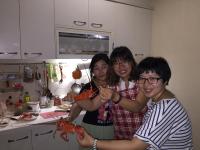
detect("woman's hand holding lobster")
[76,127,94,148]
[99,87,121,103]
[99,87,113,101]
[63,91,77,102]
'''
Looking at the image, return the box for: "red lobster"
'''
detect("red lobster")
[74,86,98,101]
[53,117,84,141]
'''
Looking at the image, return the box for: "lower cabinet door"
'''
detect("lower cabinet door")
[0,127,32,150]
[31,124,71,150]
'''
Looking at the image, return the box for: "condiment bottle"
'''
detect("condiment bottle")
[23,91,30,103]
[54,96,62,106]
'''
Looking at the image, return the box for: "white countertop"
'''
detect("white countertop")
[0,106,68,132]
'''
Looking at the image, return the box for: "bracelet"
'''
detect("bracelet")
[114,94,122,104]
[93,139,98,150]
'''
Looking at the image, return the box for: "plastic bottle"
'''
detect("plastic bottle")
[23,91,30,103]
[19,93,23,104]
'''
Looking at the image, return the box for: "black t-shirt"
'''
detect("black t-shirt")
[81,81,113,126]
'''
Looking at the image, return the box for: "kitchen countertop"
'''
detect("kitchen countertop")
[0,106,72,132]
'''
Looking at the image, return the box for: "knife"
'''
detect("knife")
[54,109,70,112]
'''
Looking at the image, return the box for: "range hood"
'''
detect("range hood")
[105,0,153,10]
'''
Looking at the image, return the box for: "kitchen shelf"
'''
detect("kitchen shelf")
[0,87,23,93]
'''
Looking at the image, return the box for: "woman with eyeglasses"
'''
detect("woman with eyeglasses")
[75,56,193,150]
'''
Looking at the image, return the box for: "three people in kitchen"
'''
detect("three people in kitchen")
[66,46,147,148]
[66,47,193,149]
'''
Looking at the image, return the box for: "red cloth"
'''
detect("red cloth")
[40,111,67,119]
[112,81,148,140]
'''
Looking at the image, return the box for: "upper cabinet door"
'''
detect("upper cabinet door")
[89,0,115,32]
[55,0,89,30]
[55,0,114,32]
[0,0,21,59]
[111,3,152,62]
[20,0,55,59]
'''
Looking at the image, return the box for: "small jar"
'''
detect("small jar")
[54,96,62,106]
[39,96,48,108]
[49,99,54,107]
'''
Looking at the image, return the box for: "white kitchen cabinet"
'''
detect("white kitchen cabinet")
[69,111,85,150]
[55,0,89,30]
[111,2,152,62]
[0,0,21,59]
[89,0,115,32]
[0,127,32,150]
[32,124,71,150]
[20,0,55,59]
[55,0,113,32]
[32,113,84,150]
[55,0,152,60]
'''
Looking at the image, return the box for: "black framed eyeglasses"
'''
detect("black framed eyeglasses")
[138,77,161,85]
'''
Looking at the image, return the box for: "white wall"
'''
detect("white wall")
[151,0,200,149]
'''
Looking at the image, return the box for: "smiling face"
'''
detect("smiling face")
[138,71,166,100]
[113,59,133,81]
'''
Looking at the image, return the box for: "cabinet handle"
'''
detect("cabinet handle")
[91,23,103,28]
[24,52,42,56]
[16,136,29,141]
[73,20,87,26]
[8,136,29,143]
[35,130,53,136]
[0,52,18,55]
[8,139,15,143]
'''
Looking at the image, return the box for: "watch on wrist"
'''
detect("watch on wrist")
[93,139,98,150]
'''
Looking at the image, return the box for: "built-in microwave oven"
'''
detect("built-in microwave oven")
[56,28,113,59]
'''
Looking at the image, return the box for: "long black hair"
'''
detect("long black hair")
[89,53,110,79]
[109,46,137,86]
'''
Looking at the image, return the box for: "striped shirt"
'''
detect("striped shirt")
[135,98,193,150]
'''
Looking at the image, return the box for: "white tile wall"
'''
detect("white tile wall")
[0,59,91,102]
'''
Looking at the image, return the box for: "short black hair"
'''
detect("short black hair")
[136,57,171,84]
[89,53,109,77]
[109,46,137,85]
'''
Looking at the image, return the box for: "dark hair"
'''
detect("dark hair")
[89,53,109,78]
[136,57,171,84]
[109,46,137,85]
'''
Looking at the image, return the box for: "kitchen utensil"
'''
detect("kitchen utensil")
[35,65,41,80]
[0,100,7,118]
[52,64,58,81]
[71,82,82,94]
[59,64,63,83]
[54,109,70,112]
[23,65,34,82]
[27,101,40,112]
[39,96,49,108]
